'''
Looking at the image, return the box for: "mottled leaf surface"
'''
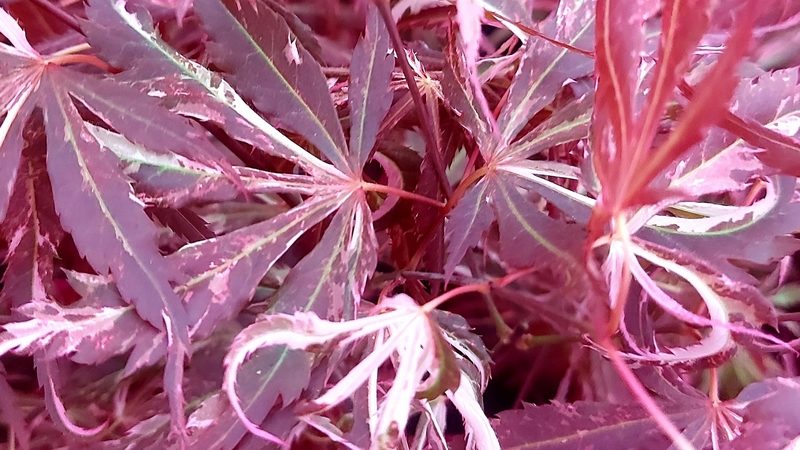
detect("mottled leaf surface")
[40,71,190,345]
[493,400,705,450]
[497,0,594,144]
[195,0,350,172]
[348,3,394,171]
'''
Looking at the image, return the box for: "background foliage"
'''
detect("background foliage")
[1,0,800,449]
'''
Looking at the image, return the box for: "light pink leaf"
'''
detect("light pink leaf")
[0,7,39,58]
[0,300,142,362]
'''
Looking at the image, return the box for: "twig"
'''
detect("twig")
[373,0,453,200]
[30,0,82,33]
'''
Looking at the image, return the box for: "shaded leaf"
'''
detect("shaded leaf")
[492,176,582,269]
[1,124,62,309]
[444,180,494,278]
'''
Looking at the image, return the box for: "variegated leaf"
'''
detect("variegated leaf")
[194,0,350,172]
[40,72,190,345]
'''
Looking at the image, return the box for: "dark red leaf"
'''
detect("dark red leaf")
[348,3,394,171]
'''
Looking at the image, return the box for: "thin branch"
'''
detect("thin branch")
[484,10,594,57]
[373,0,453,200]
[30,0,82,33]
[603,339,696,450]
[361,182,446,208]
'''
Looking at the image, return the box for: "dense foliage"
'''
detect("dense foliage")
[1,0,800,449]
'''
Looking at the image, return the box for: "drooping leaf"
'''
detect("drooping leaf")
[641,176,800,282]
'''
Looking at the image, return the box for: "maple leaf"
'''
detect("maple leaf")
[441,0,594,279]
[0,118,62,310]
[493,374,800,450]
[80,0,404,444]
[223,293,497,449]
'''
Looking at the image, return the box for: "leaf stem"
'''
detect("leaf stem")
[373,0,453,200]
[45,54,111,71]
[484,10,594,57]
[602,339,696,450]
[423,267,536,311]
[50,43,91,57]
[361,182,446,208]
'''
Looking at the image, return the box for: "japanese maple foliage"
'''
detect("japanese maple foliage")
[1,0,800,449]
